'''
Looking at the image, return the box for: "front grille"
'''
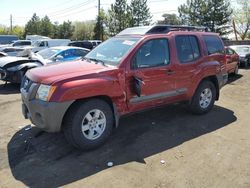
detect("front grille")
[21,76,33,92]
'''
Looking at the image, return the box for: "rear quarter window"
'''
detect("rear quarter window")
[203,35,224,55]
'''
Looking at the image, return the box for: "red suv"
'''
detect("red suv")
[21,25,228,150]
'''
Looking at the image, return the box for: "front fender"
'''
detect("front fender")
[8,62,42,71]
[50,77,127,114]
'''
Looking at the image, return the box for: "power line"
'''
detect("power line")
[50,6,97,19]
[47,0,94,16]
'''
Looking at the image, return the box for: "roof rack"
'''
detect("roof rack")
[117,25,209,36]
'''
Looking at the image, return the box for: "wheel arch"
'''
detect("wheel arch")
[196,75,220,100]
[62,95,119,130]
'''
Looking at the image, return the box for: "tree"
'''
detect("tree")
[234,0,250,40]
[12,26,24,39]
[57,21,74,39]
[24,13,41,36]
[158,13,181,25]
[106,0,129,36]
[129,0,152,26]
[178,0,232,35]
[94,9,106,40]
[40,15,53,37]
[72,21,95,40]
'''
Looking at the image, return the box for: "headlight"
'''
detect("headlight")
[36,84,57,101]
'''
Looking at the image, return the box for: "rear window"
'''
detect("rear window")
[203,35,224,55]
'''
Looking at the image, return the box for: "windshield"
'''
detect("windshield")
[85,37,140,66]
[37,48,61,59]
[234,47,250,54]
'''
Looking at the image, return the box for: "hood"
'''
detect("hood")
[0,56,29,67]
[26,59,117,84]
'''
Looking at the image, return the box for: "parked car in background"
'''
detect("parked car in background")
[9,40,32,47]
[0,46,89,83]
[89,40,102,48]
[25,39,71,52]
[68,40,94,50]
[0,52,7,57]
[229,45,250,67]
[0,40,32,56]
[0,35,18,45]
[21,25,228,150]
[0,47,25,56]
[25,35,50,41]
[225,47,240,75]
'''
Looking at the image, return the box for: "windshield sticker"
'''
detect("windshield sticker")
[123,40,135,46]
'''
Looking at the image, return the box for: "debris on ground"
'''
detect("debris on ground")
[107,162,113,167]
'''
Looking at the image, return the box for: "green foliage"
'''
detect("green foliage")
[24,14,74,39]
[106,0,129,36]
[40,15,53,37]
[129,0,152,26]
[12,26,24,39]
[234,0,250,40]
[72,21,95,40]
[178,0,233,35]
[93,9,106,40]
[0,24,24,39]
[24,13,41,36]
[56,21,74,39]
[158,13,181,25]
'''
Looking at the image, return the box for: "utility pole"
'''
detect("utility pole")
[98,0,100,16]
[232,19,238,41]
[98,0,101,40]
[10,14,13,34]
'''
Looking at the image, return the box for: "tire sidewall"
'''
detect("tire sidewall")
[191,81,216,114]
[70,99,113,149]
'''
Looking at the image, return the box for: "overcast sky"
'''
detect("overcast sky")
[0,0,187,26]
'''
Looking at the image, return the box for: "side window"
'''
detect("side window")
[13,42,20,46]
[132,39,170,69]
[203,35,224,55]
[226,48,234,55]
[39,41,45,47]
[74,49,88,56]
[60,50,69,58]
[176,35,200,63]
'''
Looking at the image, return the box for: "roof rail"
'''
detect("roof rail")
[117,25,209,36]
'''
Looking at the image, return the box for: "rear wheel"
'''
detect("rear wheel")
[189,80,216,114]
[63,99,114,150]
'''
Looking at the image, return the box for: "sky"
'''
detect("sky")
[0,0,187,27]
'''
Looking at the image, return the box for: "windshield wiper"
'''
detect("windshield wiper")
[82,57,91,62]
[89,58,107,66]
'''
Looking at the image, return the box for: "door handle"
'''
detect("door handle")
[166,69,175,75]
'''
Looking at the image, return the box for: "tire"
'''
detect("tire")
[63,99,114,150]
[189,80,216,115]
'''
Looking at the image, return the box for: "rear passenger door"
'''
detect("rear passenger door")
[174,35,202,95]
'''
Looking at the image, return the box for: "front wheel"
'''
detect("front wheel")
[63,99,114,150]
[189,80,216,114]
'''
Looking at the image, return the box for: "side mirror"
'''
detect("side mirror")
[54,55,64,61]
[133,76,144,97]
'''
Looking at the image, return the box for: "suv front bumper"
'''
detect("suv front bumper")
[21,79,74,132]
